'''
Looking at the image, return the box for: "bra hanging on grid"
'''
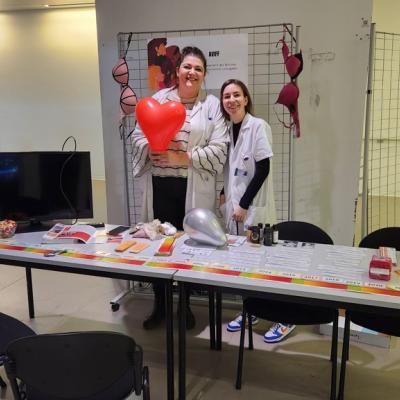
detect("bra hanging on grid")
[112,33,137,139]
[275,28,302,138]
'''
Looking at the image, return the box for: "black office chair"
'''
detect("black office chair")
[0,312,36,388]
[4,331,150,400]
[236,221,339,400]
[358,226,400,250]
[337,227,400,400]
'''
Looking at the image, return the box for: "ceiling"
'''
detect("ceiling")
[0,0,95,11]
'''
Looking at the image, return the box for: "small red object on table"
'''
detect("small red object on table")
[369,255,392,281]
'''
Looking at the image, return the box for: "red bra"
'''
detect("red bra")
[276,33,302,138]
[276,82,300,135]
[279,38,303,80]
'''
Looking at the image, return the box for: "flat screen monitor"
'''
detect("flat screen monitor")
[0,152,93,229]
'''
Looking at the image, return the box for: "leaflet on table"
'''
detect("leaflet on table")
[264,246,313,271]
[42,223,106,244]
[227,235,247,247]
[180,244,215,257]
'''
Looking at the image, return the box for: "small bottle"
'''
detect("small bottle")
[250,226,260,244]
[263,224,273,246]
[245,228,252,242]
[258,223,264,243]
[272,224,279,245]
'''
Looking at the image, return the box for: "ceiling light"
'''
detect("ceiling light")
[46,2,95,7]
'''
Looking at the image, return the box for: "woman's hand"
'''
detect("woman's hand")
[232,206,247,222]
[149,151,166,165]
[149,151,190,166]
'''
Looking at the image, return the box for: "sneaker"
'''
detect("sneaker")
[263,322,296,343]
[227,313,259,332]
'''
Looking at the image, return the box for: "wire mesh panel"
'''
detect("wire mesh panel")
[362,30,400,233]
[117,24,295,226]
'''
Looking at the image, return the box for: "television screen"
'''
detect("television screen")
[0,152,93,226]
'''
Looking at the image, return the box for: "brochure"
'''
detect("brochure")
[42,223,98,244]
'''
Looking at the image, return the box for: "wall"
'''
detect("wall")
[0,7,106,223]
[96,0,373,245]
[373,0,400,33]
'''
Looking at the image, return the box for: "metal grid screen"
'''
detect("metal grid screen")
[118,24,294,226]
[362,30,400,233]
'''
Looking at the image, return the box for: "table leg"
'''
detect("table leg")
[208,289,216,349]
[178,282,187,400]
[216,291,222,350]
[25,268,35,318]
[165,281,174,400]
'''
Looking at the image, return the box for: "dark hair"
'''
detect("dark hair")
[147,38,167,65]
[220,79,253,120]
[176,46,207,74]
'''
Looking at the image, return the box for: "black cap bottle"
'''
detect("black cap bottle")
[263,224,273,246]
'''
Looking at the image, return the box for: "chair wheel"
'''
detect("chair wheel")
[111,303,120,312]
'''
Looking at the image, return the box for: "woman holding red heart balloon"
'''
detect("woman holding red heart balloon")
[131,46,229,330]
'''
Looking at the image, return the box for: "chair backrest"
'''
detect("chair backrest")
[0,313,36,358]
[275,221,334,245]
[359,227,400,250]
[5,331,147,400]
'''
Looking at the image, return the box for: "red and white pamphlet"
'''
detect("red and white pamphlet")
[42,223,98,244]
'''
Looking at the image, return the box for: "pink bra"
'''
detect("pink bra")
[112,57,129,86]
[275,31,302,137]
[279,38,303,80]
[276,82,300,136]
[112,33,137,116]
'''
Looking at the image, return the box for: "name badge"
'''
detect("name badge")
[234,168,247,177]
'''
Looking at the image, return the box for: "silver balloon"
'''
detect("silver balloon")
[183,208,227,247]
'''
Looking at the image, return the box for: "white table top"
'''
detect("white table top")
[172,240,400,311]
[2,230,400,311]
[0,230,177,279]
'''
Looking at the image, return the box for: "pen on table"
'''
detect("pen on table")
[44,249,68,257]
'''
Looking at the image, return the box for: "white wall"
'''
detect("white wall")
[0,7,107,223]
[0,8,105,180]
[96,0,372,245]
[373,0,400,33]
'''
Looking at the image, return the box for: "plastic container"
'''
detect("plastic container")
[263,224,273,246]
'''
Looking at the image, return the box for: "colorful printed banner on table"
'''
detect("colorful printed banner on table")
[1,243,400,298]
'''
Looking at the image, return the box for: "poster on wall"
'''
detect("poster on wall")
[147,33,248,91]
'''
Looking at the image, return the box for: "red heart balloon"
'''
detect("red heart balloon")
[135,97,186,151]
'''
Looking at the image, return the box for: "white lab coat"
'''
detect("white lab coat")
[222,113,276,234]
[131,88,229,223]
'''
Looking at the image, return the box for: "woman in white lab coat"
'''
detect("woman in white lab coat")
[220,79,295,343]
[219,79,276,235]
[131,47,228,331]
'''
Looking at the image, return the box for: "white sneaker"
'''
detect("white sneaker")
[227,313,259,332]
[264,323,296,343]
